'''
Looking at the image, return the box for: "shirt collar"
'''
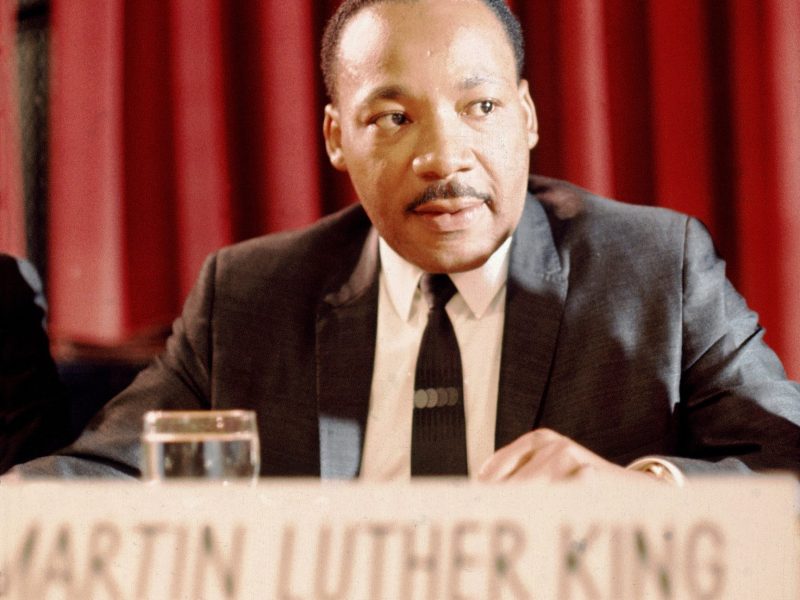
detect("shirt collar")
[379,236,511,321]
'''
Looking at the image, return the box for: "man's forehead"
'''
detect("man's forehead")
[336,0,515,96]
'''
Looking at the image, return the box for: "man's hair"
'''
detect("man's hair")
[320,0,525,102]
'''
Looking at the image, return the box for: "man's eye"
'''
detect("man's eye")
[373,112,409,130]
[465,100,496,117]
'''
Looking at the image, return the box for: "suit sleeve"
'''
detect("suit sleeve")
[665,218,800,475]
[0,257,70,474]
[10,254,220,479]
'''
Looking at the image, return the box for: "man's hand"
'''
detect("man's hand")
[477,428,645,482]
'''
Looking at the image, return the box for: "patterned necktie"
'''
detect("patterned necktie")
[411,273,468,476]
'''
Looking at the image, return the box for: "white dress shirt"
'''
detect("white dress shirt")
[360,237,511,480]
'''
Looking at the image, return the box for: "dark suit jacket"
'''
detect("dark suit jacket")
[0,254,69,473]
[15,176,800,478]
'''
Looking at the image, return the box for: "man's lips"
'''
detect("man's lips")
[404,181,493,213]
[403,182,493,232]
[411,199,488,232]
[412,198,485,215]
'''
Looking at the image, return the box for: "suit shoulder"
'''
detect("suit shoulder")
[215,204,368,266]
[529,174,691,250]
[201,204,372,298]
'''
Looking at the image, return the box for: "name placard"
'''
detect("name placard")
[0,477,797,599]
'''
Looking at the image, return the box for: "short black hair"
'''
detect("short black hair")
[321,0,525,102]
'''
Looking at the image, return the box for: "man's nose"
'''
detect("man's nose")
[411,113,474,180]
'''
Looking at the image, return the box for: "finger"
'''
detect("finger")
[507,438,583,481]
[477,430,545,480]
[476,444,529,481]
[478,429,565,481]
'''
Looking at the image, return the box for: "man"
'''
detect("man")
[0,254,70,473]
[11,0,800,481]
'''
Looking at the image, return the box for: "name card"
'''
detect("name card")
[1,477,797,599]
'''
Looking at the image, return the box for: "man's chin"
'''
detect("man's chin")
[404,244,495,274]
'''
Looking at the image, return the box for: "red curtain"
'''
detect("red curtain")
[0,0,26,256]
[4,1,800,377]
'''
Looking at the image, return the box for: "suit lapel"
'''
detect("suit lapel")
[316,228,379,479]
[495,195,569,449]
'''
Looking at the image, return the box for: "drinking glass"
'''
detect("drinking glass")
[141,410,260,483]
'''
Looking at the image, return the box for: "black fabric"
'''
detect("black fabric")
[411,274,468,476]
[0,254,70,473]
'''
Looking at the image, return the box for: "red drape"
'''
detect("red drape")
[6,1,800,377]
[0,0,26,256]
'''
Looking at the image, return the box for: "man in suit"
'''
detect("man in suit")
[0,254,70,473]
[11,0,800,481]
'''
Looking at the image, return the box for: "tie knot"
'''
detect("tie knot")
[420,273,457,309]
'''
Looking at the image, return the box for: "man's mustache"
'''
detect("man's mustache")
[405,182,493,213]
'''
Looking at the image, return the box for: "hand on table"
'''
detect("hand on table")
[478,428,647,483]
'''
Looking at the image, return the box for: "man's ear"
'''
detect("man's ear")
[323,104,347,172]
[518,80,539,150]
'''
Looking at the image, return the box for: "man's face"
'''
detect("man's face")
[323,0,538,273]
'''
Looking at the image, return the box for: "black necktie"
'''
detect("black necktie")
[411,273,468,476]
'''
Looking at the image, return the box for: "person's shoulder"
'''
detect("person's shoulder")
[0,254,46,315]
[0,253,27,285]
[531,175,686,223]
[528,174,691,246]
[207,204,373,291]
[0,252,17,273]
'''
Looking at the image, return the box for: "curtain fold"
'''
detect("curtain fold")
[0,0,26,255]
[730,0,800,374]
[48,1,129,342]
[4,0,797,377]
[169,0,234,298]
[647,0,717,229]
[553,0,614,195]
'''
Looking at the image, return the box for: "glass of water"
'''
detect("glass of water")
[141,410,260,484]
